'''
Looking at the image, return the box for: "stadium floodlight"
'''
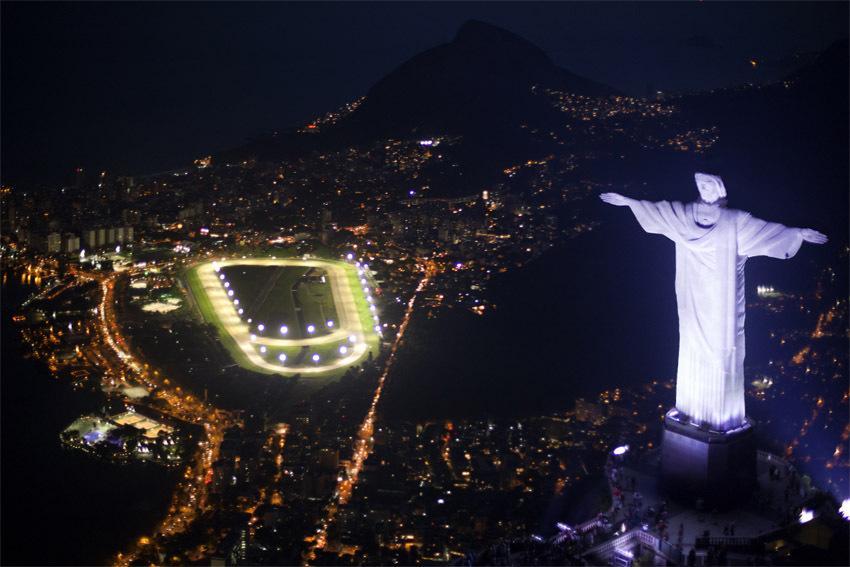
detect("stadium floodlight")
[367,295,373,303]
[260,346,267,354]
[247,318,252,323]
[799,509,814,524]
[311,353,320,363]
[250,334,256,342]
[370,305,376,312]
[339,345,348,355]
[233,299,239,305]
[219,274,225,280]
[840,499,850,521]
[278,353,287,363]
[238,308,244,315]
[374,325,381,333]
[326,320,334,328]
[349,335,357,343]
[257,324,265,332]
[363,263,369,270]
[360,278,367,285]
[373,315,379,322]
[346,253,354,260]
[279,325,288,335]
[224,282,230,288]
[227,290,234,297]
[612,445,629,456]
[307,324,315,334]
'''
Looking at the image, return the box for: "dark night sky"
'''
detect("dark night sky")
[2,1,847,188]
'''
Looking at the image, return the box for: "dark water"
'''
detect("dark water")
[382,219,847,503]
[1,271,178,566]
[383,218,829,422]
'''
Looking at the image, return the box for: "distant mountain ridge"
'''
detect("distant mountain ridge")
[328,19,618,141]
[220,24,847,226]
[221,19,618,165]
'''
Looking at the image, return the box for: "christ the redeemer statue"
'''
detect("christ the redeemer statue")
[600,173,827,432]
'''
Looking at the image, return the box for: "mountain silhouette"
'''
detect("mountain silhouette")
[223,20,618,172]
[222,25,847,220]
[329,19,617,141]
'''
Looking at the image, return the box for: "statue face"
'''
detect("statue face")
[695,201,721,227]
[694,172,726,204]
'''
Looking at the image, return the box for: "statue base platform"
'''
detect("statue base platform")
[660,410,756,508]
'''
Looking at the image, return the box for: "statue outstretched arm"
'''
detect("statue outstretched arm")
[737,213,827,259]
[800,228,828,245]
[599,192,635,207]
[600,193,687,242]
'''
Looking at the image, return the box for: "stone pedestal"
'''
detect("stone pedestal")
[660,409,756,508]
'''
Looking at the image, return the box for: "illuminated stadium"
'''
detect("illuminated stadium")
[185,256,381,377]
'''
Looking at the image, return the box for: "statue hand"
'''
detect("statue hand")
[800,228,828,245]
[600,192,630,207]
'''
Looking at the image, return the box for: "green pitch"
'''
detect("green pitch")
[184,257,380,378]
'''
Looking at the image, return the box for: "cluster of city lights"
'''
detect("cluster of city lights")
[97,272,230,567]
[311,264,434,556]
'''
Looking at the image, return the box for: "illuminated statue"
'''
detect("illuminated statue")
[601,174,827,431]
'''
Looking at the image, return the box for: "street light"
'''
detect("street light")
[612,445,629,456]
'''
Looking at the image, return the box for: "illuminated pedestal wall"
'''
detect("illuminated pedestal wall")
[661,410,756,507]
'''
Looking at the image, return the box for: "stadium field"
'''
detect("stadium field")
[184,257,380,377]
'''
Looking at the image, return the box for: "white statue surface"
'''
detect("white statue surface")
[601,173,827,431]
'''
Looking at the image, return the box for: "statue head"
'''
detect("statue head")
[694,173,727,205]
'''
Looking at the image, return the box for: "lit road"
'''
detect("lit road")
[82,272,235,567]
[308,261,436,560]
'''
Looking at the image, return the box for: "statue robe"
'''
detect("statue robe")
[629,200,803,431]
